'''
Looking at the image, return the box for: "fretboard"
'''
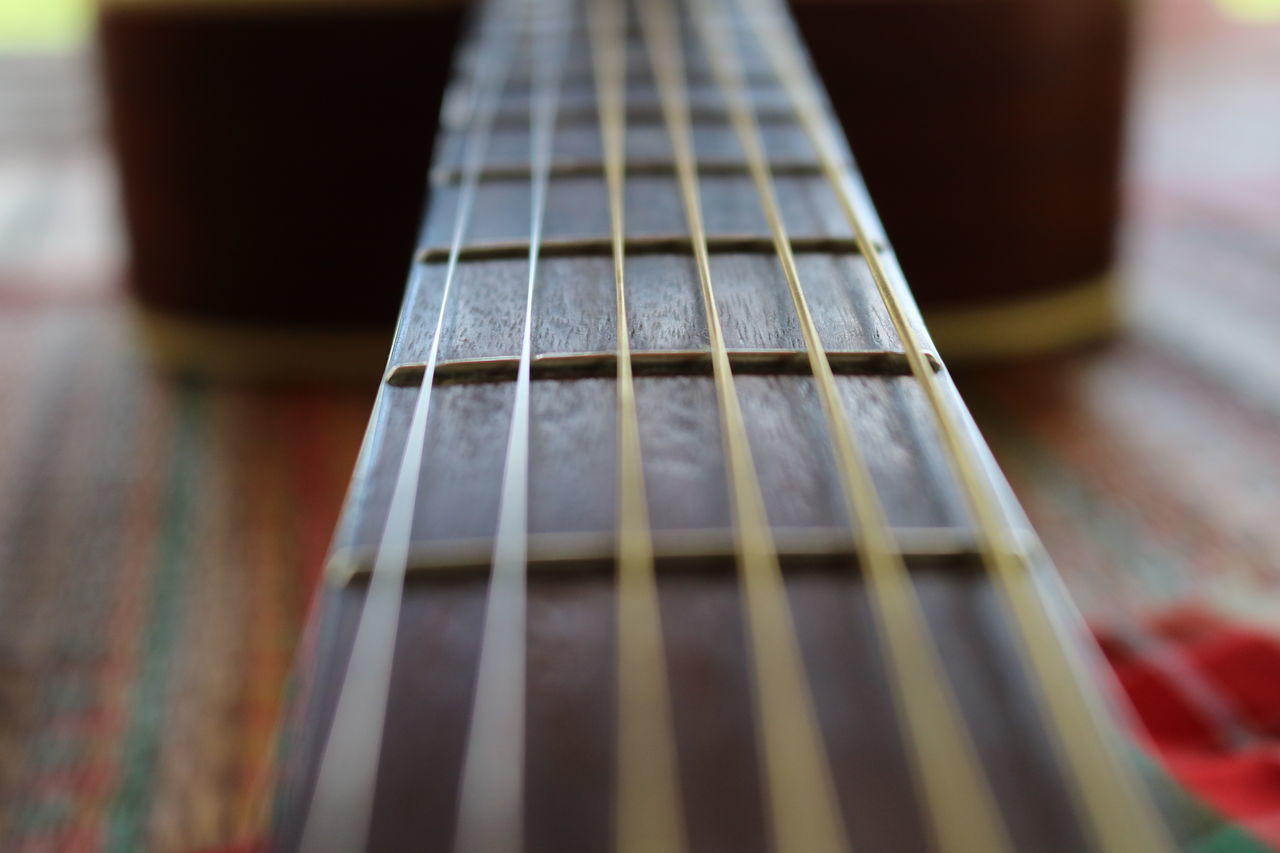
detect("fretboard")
[274,0,1178,851]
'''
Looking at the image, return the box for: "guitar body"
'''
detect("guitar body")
[98,0,463,379]
[792,0,1130,358]
[100,0,1127,380]
[270,0,1176,850]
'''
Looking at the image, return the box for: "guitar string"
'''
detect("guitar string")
[637,0,848,850]
[452,2,570,851]
[296,7,520,852]
[689,2,1015,851]
[585,0,689,850]
[736,1,1174,850]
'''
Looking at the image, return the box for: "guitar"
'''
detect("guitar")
[271,0,1179,849]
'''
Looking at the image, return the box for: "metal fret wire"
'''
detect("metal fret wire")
[586,0,689,850]
[384,348,937,389]
[737,1,1174,850]
[637,0,849,851]
[690,2,1015,851]
[415,234,869,263]
[452,4,569,852]
[327,524,1007,586]
[296,9,520,853]
[430,158,825,184]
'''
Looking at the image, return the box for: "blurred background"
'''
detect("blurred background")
[1,0,1278,850]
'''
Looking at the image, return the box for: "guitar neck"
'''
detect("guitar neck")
[275,0,1176,851]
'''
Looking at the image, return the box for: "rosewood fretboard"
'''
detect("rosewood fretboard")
[273,0,1182,850]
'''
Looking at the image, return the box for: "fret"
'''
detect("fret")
[430,158,824,185]
[476,85,798,122]
[328,525,1027,585]
[414,234,867,262]
[502,62,780,92]
[488,72,790,100]
[474,103,801,129]
[384,348,941,387]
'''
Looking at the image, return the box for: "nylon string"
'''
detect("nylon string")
[452,3,570,852]
[636,0,848,850]
[585,0,689,851]
[689,2,1014,851]
[736,0,1174,850]
[297,9,520,853]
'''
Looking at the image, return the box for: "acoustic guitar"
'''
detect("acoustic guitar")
[271,0,1182,849]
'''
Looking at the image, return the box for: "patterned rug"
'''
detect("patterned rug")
[0,0,1277,849]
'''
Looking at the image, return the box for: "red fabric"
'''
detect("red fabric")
[1099,607,1280,849]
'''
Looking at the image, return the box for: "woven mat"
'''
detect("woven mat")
[0,52,373,850]
[1,1,1278,849]
[960,0,1280,620]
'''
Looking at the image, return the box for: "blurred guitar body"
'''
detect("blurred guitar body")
[792,0,1130,359]
[98,0,465,380]
[99,0,1128,379]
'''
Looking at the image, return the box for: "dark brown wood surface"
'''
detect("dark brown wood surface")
[792,0,1130,310]
[273,2,1177,850]
[99,0,463,328]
